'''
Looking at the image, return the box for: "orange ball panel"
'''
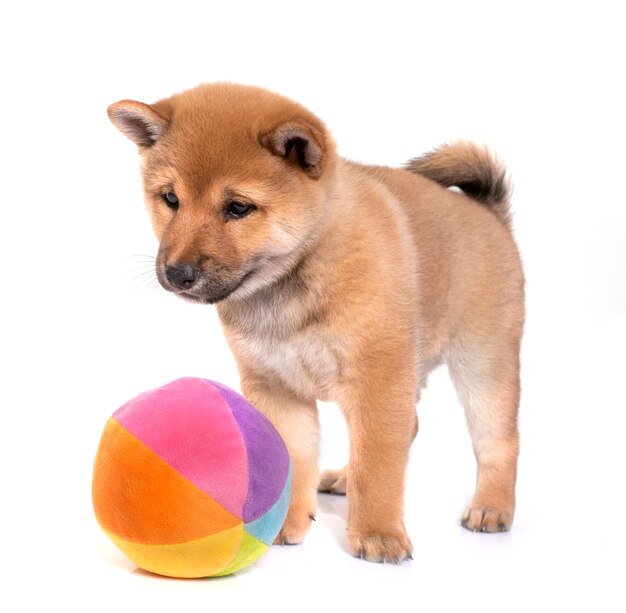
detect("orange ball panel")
[92,418,240,544]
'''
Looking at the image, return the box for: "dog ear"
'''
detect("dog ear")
[107,100,169,148]
[260,122,325,178]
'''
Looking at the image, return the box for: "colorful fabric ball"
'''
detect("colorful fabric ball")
[92,377,291,578]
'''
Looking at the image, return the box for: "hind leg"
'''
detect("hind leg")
[448,339,521,532]
[319,465,347,495]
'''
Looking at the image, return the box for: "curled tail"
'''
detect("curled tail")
[406,141,512,229]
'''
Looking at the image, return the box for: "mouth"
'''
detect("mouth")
[166,269,256,305]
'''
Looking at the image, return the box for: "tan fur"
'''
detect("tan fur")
[108,83,524,563]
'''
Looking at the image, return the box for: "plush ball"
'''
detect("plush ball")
[92,377,291,578]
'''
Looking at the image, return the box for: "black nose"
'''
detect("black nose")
[165,264,199,290]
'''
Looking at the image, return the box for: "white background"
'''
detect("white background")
[1,1,625,611]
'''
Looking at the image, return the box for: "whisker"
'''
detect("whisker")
[123,254,157,266]
[129,270,158,286]
[122,253,162,294]
[135,274,162,295]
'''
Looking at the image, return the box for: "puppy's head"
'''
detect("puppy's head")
[108,83,336,304]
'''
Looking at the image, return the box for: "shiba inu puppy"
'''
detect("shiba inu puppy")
[108,83,524,563]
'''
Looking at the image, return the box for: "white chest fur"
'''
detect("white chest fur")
[232,328,342,402]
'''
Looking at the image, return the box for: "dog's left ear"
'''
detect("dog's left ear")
[260,122,325,178]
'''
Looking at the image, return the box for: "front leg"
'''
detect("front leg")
[239,371,320,545]
[340,367,418,563]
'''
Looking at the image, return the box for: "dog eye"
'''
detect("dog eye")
[226,201,254,219]
[161,192,179,210]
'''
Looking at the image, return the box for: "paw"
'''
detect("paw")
[274,508,316,545]
[461,505,513,533]
[347,529,413,563]
[318,466,347,495]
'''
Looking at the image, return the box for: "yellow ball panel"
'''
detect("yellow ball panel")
[104,523,244,578]
[212,531,269,576]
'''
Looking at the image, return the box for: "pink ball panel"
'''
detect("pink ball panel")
[113,377,248,519]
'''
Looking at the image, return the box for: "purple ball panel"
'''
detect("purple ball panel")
[210,381,290,523]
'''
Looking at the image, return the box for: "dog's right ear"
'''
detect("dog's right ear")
[107,100,169,148]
